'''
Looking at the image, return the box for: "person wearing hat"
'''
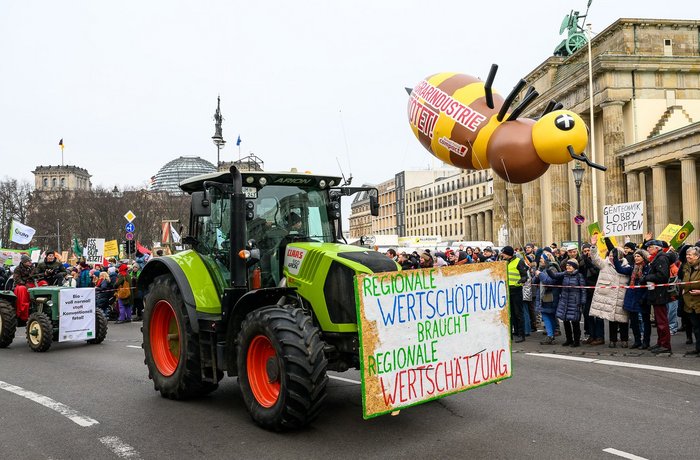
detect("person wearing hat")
[580,242,603,344]
[482,247,496,262]
[12,255,48,324]
[640,240,673,353]
[114,263,133,324]
[549,258,587,347]
[622,242,637,266]
[500,246,528,343]
[36,250,66,286]
[612,247,651,348]
[534,251,563,344]
[77,260,93,288]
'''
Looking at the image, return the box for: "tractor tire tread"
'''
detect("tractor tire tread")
[0,298,17,348]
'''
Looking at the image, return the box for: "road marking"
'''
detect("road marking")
[526,353,700,377]
[603,447,648,460]
[126,345,141,349]
[328,375,361,385]
[99,436,142,459]
[0,380,99,427]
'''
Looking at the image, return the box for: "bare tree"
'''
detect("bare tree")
[0,178,34,248]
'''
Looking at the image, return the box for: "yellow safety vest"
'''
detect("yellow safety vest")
[507,258,522,287]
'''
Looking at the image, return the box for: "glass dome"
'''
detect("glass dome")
[151,156,216,194]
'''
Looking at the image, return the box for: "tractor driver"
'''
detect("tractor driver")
[13,255,48,324]
[36,250,67,285]
[286,212,303,234]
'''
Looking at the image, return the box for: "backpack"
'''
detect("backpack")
[117,278,131,299]
[78,270,92,288]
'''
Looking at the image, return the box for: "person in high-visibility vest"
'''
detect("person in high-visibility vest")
[500,246,529,343]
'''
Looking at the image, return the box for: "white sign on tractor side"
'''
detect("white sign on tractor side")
[58,288,96,342]
[603,201,644,236]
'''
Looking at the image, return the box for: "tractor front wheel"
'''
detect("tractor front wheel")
[87,309,108,344]
[237,306,328,431]
[26,312,52,352]
[142,274,218,399]
[0,298,17,348]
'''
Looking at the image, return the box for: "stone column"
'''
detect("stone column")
[506,183,524,247]
[550,164,571,245]
[469,214,477,240]
[680,156,699,227]
[485,210,493,243]
[522,179,541,245]
[651,165,668,235]
[476,212,485,241]
[638,169,649,231]
[600,100,627,205]
[626,170,640,202]
[491,176,508,244]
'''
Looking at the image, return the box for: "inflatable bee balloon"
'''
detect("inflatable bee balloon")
[407,64,605,183]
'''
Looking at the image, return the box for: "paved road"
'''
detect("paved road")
[1,322,698,460]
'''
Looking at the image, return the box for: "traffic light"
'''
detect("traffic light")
[126,240,135,254]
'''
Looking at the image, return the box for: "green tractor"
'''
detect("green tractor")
[140,166,398,430]
[0,285,108,352]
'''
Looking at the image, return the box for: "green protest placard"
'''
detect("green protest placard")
[668,221,694,249]
[355,263,512,419]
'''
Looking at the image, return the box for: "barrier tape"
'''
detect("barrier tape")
[527,280,699,290]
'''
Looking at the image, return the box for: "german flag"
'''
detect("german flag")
[59,138,64,151]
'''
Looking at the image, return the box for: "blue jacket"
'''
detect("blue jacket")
[534,265,561,314]
[612,257,649,313]
[550,270,586,321]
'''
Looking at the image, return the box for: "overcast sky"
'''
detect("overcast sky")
[2,1,699,192]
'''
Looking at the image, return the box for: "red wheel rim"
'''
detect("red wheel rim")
[247,335,280,408]
[150,300,180,377]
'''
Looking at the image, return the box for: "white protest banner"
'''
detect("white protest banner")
[9,220,36,245]
[356,263,512,419]
[603,201,644,236]
[84,238,105,265]
[58,288,95,342]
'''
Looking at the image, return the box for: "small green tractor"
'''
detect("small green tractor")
[140,166,398,430]
[0,286,108,352]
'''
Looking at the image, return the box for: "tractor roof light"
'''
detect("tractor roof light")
[259,177,267,186]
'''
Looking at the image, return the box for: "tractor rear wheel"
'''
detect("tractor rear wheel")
[26,312,52,352]
[87,309,108,344]
[0,298,17,348]
[237,306,328,431]
[142,274,218,399]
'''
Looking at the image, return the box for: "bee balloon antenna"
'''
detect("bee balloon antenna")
[507,86,539,121]
[405,87,413,95]
[541,100,558,117]
[552,102,564,111]
[484,64,498,109]
[496,79,527,122]
[567,145,607,171]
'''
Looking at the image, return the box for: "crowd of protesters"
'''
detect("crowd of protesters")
[384,235,700,356]
[2,249,163,325]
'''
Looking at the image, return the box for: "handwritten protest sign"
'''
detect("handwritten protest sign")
[658,223,681,243]
[587,222,619,259]
[85,238,105,265]
[603,201,643,236]
[668,221,694,249]
[355,263,512,419]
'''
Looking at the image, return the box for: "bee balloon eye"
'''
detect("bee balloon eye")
[555,114,575,131]
[407,65,598,184]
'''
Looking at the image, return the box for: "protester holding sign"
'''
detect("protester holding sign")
[612,248,650,349]
[641,240,672,354]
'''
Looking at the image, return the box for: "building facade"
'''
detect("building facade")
[33,165,92,191]
[493,18,700,247]
[405,169,493,241]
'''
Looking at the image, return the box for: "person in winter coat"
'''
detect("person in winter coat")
[640,240,672,353]
[613,248,650,348]
[94,271,113,319]
[550,259,587,347]
[534,251,562,344]
[622,242,637,266]
[580,243,603,344]
[680,246,700,355]
[588,236,631,347]
[77,261,93,288]
[115,263,133,324]
[36,251,67,286]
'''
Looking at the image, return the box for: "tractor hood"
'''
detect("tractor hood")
[282,242,399,332]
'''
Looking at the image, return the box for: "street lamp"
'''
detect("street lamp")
[572,161,585,249]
